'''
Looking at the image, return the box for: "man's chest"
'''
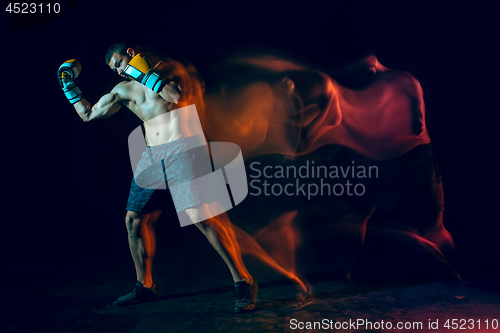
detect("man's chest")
[123,83,166,118]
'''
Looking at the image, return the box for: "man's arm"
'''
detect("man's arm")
[74,85,124,122]
[58,59,125,122]
[158,81,181,104]
[135,55,186,104]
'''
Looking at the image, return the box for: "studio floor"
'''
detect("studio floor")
[2,259,499,333]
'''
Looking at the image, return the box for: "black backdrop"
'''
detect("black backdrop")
[2,0,499,278]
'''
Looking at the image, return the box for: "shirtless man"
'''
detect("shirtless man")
[57,42,257,312]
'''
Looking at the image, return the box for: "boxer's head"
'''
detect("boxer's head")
[105,42,138,78]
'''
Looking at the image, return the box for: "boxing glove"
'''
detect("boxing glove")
[58,59,82,104]
[124,54,164,93]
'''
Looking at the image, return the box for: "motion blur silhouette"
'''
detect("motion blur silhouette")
[198,52,459,286]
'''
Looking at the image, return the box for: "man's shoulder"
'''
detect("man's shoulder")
[382,69,420,85]
[378,69,422,96]
[114,80,131,88]
[112,80,134,94]
[110,80,144,102]
[153,58,188,77]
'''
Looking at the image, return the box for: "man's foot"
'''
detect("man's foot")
[233,279,258,313]
[113,281,158,306]
[288,290,314,310]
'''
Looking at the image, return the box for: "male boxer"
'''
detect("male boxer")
[58,42,257,312]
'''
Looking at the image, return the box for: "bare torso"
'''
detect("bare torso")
[115,79,203,146]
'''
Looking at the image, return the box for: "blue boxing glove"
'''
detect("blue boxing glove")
[58,59,82,104]
[124,54,164,93]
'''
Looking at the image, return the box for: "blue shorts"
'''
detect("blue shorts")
[126,135,212,214]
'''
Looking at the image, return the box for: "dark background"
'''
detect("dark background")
[2,0,498,280]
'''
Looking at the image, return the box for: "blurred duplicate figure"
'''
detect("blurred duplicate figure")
[201,53,459,284]
[57,42,257,312]
[327,54,460,281]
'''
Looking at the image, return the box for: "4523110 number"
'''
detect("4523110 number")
[5,3,61,14]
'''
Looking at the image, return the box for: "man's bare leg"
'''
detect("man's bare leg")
[113,209,163,306]
[185,204,257,312]
[185,205,251,282]
[125,209,162,288]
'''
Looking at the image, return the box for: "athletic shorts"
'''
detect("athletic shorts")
[126,135,212,214]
